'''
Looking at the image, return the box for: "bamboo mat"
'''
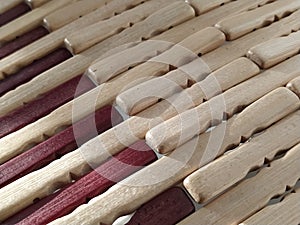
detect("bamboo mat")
[0,0,300,224]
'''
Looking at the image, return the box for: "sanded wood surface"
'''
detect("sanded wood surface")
[215,0,300,40]
[43,0,112,31]
[287,76,300,97]
[25,0,52,8]
[248,30,300,68]
[241,188,300,225]
[178,142,300,225]
[183,88,300,203]
[188,0,232,15]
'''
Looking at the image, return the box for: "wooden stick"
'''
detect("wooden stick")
[241,188,300,225]
[0,0,147,78]
[188,0,232,15]
[215,0,300,40]
[25,0,54,8]
[117,56,257,116]
[43,0,114,31]
[65,1,195,54]
[183,87,300,203]
[145,56,300,154]
[0,2,31,27]
[0,0,23,14]
[88,27,224,85]
[0,0,272,104]
[178,142,300,225]
[247,30,300,68]
[0,60,298,220]
[287,76,300,97]
[0,0,74,43]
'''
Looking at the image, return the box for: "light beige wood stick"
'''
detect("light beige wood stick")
[0,0,75,43]
[65,1,195,54]
[0,0,272,83]
[183,87,300,203]
[25,0,52,8]
[178,142,300,225]
[287,76,300,97]
[43,0,112,31]
[188,0,232,15]
[215,0,300,40]
[0,60,296,219]
[240,188,300,225]
[0,0,23,14]
[145,56,300,153]
[117,57,257,116]
[0,0,147,79]
[88,27,224,85]
[247,30,300,68]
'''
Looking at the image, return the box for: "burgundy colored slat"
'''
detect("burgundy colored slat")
[17,141,157,225]
[0,105,123,188]
[126,187,195,225]
[0,3,31,27]
[0,26,49,59]
[0,74,95,138]
[0,48,72,97]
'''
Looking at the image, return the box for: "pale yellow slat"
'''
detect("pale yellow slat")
[247,30,300,68]
[178,142,300,225]
[65,1,195,54]
[287,76,300,96]
[88,27,224,85]
[0,0,75,43]
[241,188,300,225]
[0,0,272,112]
[43,0,112,31]
[215,0,300,40]
[183,87,300,203]
[0,0,147,79]
[116,56,257,117]
[0,0,23,14]
[0,56,299,221]
[25,0,52,8]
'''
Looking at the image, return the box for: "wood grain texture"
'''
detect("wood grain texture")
[0,0,73,43]
[0,26,48,60]
[183,87,300,203]
[248,30,300,68]
[0,0,273,115]
[0,48,71,97]
[215,0,300,40]
[0,2,31,27]
[65,0,194,54]
[145,56,300,153]
[178,142,300,225]
[117,56,256,116]
[287,76,300,97]
[88,26,224,85]
[0,0,23,14]
[43,0,112,31]
[0,73,94,141]
[0,105,122,188]
[16,141,156,225]
[188,0,232,15]
[241,188,300,225]
[0,0,146,78]
[125,187,195,225]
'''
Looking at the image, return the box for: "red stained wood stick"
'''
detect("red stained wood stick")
[126,187,195,225]
[0,74,95,138]
[0,105,123,188]
[16,141,157,225]
[0,26,49,60]
[0,3,31,27]
[0,48,72,97]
